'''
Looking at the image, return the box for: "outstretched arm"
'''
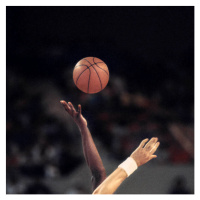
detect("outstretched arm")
[93,137,160,194]
[60,100,106,191]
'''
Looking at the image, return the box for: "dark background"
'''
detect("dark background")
[6,6,194,194]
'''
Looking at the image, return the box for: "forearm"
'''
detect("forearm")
[79,124,105,169]
[78,124,106,189]
[92,168,127,194]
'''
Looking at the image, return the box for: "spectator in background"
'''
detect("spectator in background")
[24,177,53,194]
[169,176,192,194]
[6,174,25,194]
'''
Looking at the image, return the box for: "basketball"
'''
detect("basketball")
[73,57,109,94]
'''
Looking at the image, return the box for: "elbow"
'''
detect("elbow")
[92,189,100,195]
[92,186,103,194]
[92,185,109,195]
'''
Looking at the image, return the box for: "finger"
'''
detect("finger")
[68,102,76,117]
[60,100,71,112]
[60,100,67,104]
[68,102,76,111]
[150,142,160,155]
[138,138,149,149]
[78,104,82,115]
[60,100,67,106]
[150,155,157,160]
[144,137,158,150]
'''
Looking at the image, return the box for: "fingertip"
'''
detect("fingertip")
[78,104,81,112]
[139,138,149,148]
[60,100,66,106]
[142,138,149,144]
[68,102,72,107]
[156,141,160,146]
[152,155,157,159]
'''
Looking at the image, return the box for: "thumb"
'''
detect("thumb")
[150,155,157,159]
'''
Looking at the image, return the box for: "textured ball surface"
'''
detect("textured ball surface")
[73,57,109,94]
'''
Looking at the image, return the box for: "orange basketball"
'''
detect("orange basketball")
[73,57,109,94]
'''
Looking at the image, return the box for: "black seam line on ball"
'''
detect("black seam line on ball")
[93,58,109,76]
[75,62,104,68]
[84,58,102,90]
[88,66,91,93]
[76,66,89,85]
[93,57,103,89]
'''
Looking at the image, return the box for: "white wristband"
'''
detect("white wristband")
[118,157,138,177]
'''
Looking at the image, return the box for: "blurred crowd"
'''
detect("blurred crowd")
[6,6,194,195]
[6,62,194,194]
[6,37,194,194]
[6,69,83,193]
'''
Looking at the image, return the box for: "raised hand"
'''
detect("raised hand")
[130,137,160,167]
[60,100,87,128]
